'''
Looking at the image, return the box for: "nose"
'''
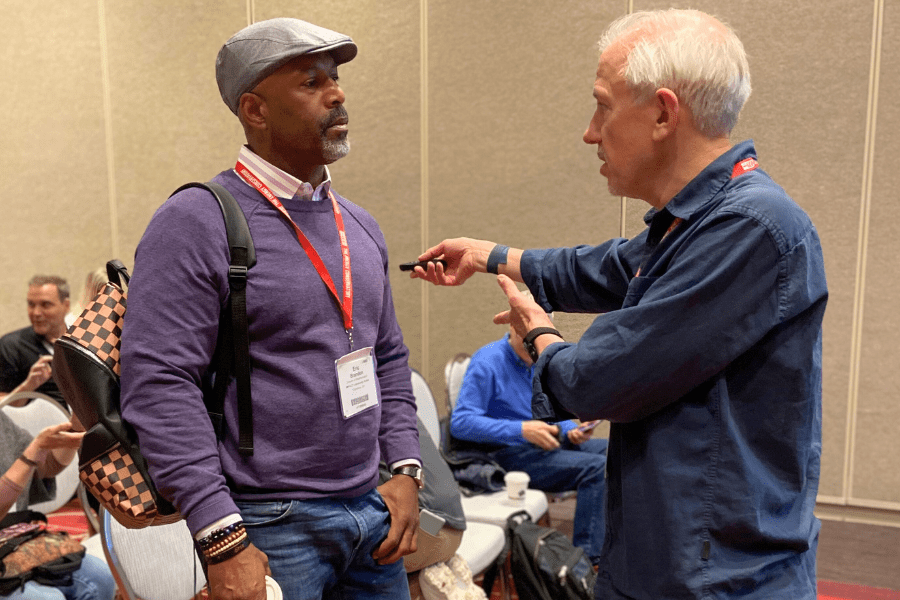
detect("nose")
[583,119,600,145]
[328,79,345,107]
[583,105,604,145]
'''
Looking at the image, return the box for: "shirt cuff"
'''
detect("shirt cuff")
[389,459,422,472]
[195,513,243,541]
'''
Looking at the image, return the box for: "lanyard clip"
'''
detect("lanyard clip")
[346,328,354,351]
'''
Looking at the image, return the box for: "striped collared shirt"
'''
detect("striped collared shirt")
[235,145,332,201]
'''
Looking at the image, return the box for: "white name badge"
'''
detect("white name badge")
[335,347,379,419]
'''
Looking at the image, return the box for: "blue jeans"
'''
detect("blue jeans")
[235,488,410,600]
[5,554,116,600]
[491,438,608,564]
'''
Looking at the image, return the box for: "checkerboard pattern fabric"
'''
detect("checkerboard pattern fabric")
[79,445,182,529]
[65,283,127,375]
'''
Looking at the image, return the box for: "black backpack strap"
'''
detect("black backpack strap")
[172,182,256,456]
[105,259,131,287]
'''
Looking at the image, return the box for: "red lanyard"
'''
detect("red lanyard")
[235,161,354,341]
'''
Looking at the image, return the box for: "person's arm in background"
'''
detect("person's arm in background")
[451,350,520,446]
[1,414,84,520]
[451,344,567,451]
[0,337,55,406]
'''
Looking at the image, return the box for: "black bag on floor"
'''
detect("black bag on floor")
[504,511,596,600]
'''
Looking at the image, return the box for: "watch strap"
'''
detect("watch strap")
[392,465,424,489]
[523,327,562,362]
[486,245,510,274]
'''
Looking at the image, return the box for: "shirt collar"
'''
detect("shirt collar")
[643,139,758,225]
[236,145,332,201]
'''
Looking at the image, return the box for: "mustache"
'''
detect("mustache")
[320,106,349,132]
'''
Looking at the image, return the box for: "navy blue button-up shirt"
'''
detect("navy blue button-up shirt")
[526,141,827,599]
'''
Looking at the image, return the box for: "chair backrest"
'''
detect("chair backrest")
[100,508,206,600]
[0,391,80,514]
[444,353,471,413]
[410,369,441,448]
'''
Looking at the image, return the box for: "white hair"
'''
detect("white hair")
[598,9,752,138]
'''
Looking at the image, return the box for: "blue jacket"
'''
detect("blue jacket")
[528,141,826,599]
[451,333,576,448]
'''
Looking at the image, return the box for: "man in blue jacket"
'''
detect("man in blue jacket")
[413,8,826,600]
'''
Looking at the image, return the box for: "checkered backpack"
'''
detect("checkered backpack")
[52,182,256,528]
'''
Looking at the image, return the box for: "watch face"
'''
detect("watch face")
[394,466,424,488]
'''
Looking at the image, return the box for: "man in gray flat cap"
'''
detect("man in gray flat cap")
[121,17,421,600]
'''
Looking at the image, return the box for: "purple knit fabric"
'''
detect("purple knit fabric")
[120,169,419,536]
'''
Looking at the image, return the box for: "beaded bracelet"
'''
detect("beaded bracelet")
[203,537,250,565]
[203,529,246,557]
[197,522,244,551]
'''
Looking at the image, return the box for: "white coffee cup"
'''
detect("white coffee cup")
[265,576,283,600]
[504,471,530,501]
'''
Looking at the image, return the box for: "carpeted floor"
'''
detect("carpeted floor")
[47,495,899,600]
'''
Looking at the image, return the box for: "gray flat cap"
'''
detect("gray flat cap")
[216,17,357,115]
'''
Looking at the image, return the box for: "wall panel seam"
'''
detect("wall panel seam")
[420,0,430,376]
[843,0,884,503]
[97,0,119,259]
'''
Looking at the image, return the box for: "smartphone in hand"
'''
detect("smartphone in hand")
[575,420,601,433]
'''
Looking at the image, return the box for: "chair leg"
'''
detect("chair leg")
[496,564,511,600]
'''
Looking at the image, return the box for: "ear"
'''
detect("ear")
[652,88,679,141]
[238,92,268,132]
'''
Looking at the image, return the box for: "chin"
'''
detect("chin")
[322,138,350,163]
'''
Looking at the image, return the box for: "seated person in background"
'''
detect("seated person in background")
[451,324,608,567]
[0,410,115,600]
[65,268,108,327]
[0,276,70,408]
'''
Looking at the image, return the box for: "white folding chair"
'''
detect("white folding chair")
[410,369,548,528]
[100,508,206,600]
[0,391,80,514]
[443,353,471,414]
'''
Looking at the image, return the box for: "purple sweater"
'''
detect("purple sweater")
[120,170,419,536]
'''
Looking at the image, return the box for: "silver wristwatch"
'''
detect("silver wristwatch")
[391,465,424,489]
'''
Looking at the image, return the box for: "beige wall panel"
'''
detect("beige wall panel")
[426,0,628,395]
[255,0,425,372]
[0,0,111,333]
[104,1,247,268]
[853,4,900,505]
[634,0,872,497]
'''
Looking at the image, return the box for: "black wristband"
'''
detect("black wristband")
[17,454,38,468]
[486,245,509,274]
[522,327,562,363]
